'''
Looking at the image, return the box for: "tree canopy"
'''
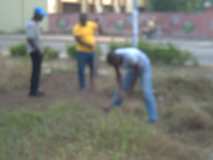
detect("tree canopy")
[148,0,206,12]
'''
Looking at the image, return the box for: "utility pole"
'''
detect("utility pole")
[132,0,139,47]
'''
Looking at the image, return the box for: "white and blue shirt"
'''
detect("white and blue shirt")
[115,48,150,69]
[25,20,42,53]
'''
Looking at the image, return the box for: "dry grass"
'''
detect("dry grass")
[0,57,213,160]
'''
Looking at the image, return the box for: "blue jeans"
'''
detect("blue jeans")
[76,52,95,90]
[112,64,158,122]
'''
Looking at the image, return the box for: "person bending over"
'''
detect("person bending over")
[106,47,158,123]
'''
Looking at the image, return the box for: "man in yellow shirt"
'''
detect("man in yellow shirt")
[73,14,98,90]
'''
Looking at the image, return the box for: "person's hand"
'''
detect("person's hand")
[112,89,124,107]
[33,47,41,54]
[37,50,43,57]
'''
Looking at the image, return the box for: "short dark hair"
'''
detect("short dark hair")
[79,13,87,25]
[33,13,43,22]
[106,51,120,65]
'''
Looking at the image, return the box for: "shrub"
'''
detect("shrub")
[43,47,59,60]
[10,43,28,57]
[66,45,77,59]
[66,45,102,59]
[109,40,198,65]
[138,41,196,65]
[10,44,59,60]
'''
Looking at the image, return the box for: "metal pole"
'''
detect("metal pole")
[132,0,139,47]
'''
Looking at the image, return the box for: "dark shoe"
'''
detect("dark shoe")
[148,119,158,124]
[29,91,45,97]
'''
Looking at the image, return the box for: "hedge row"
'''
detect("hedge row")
[10,41,198,65]
[109,41,198,65]
[10,43,59,60]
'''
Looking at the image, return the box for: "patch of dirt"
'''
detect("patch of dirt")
[0,71,111,112]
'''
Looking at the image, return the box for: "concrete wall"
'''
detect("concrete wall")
[48,9,213,38]
[0,0,48,33]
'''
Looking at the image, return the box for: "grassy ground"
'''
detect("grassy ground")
[0,56,213,160]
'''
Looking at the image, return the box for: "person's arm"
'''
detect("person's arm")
[114,65,127,102]
[73,24,93,49]
[128,64,140,92]
[93,19,103,35]
[115,65,122,89]
[27,38,40,53]
[26,23,40,53]
[97,23,104,35]
[74,36,93,49]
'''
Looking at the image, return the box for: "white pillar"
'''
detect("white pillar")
[113,0,121,13]
[95,0,103,13]
[132,0,139,47]
[126,0,133,13]
[81,0,88,13]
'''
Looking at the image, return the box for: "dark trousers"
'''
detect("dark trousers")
[30,51,43,95]
[76,52,95,90]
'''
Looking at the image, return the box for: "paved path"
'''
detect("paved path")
[0,35,213,65]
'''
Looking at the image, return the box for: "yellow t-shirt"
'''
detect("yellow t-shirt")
[73,21,98,53]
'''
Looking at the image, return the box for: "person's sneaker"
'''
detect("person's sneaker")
[148,119,158,124]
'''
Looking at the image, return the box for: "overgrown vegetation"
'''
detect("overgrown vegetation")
[10,43,59,60]
[66,45,77,59]
[110,41,198,65]
[66,44,102,59]
[43,47,59,60]
[0,57,30,93]
[9,41,196,65]
[10,43,28,57]
[148,0,205,12]
[1,50,213,160]
[0,102,210,160]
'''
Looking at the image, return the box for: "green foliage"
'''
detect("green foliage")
[0,104,154,160]
[138,41,196,65]
[10,43,28,57]
[66,45,77,59]
[10,44,59,60]
[0,97,209,160]
[109,40,198,65]
[148,0,204,12]
[66,45,101,59]
[43,47,59,60]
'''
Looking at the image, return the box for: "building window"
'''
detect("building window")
[118,0,127,13]
[62,2,81,13]
[139,0,147,12]
[103,5,114,12]
[100,0,114,12]
[88,0,95,12]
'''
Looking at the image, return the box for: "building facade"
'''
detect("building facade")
[50,0,148,14]
[0,0,47,33]
[0,0,147,33]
